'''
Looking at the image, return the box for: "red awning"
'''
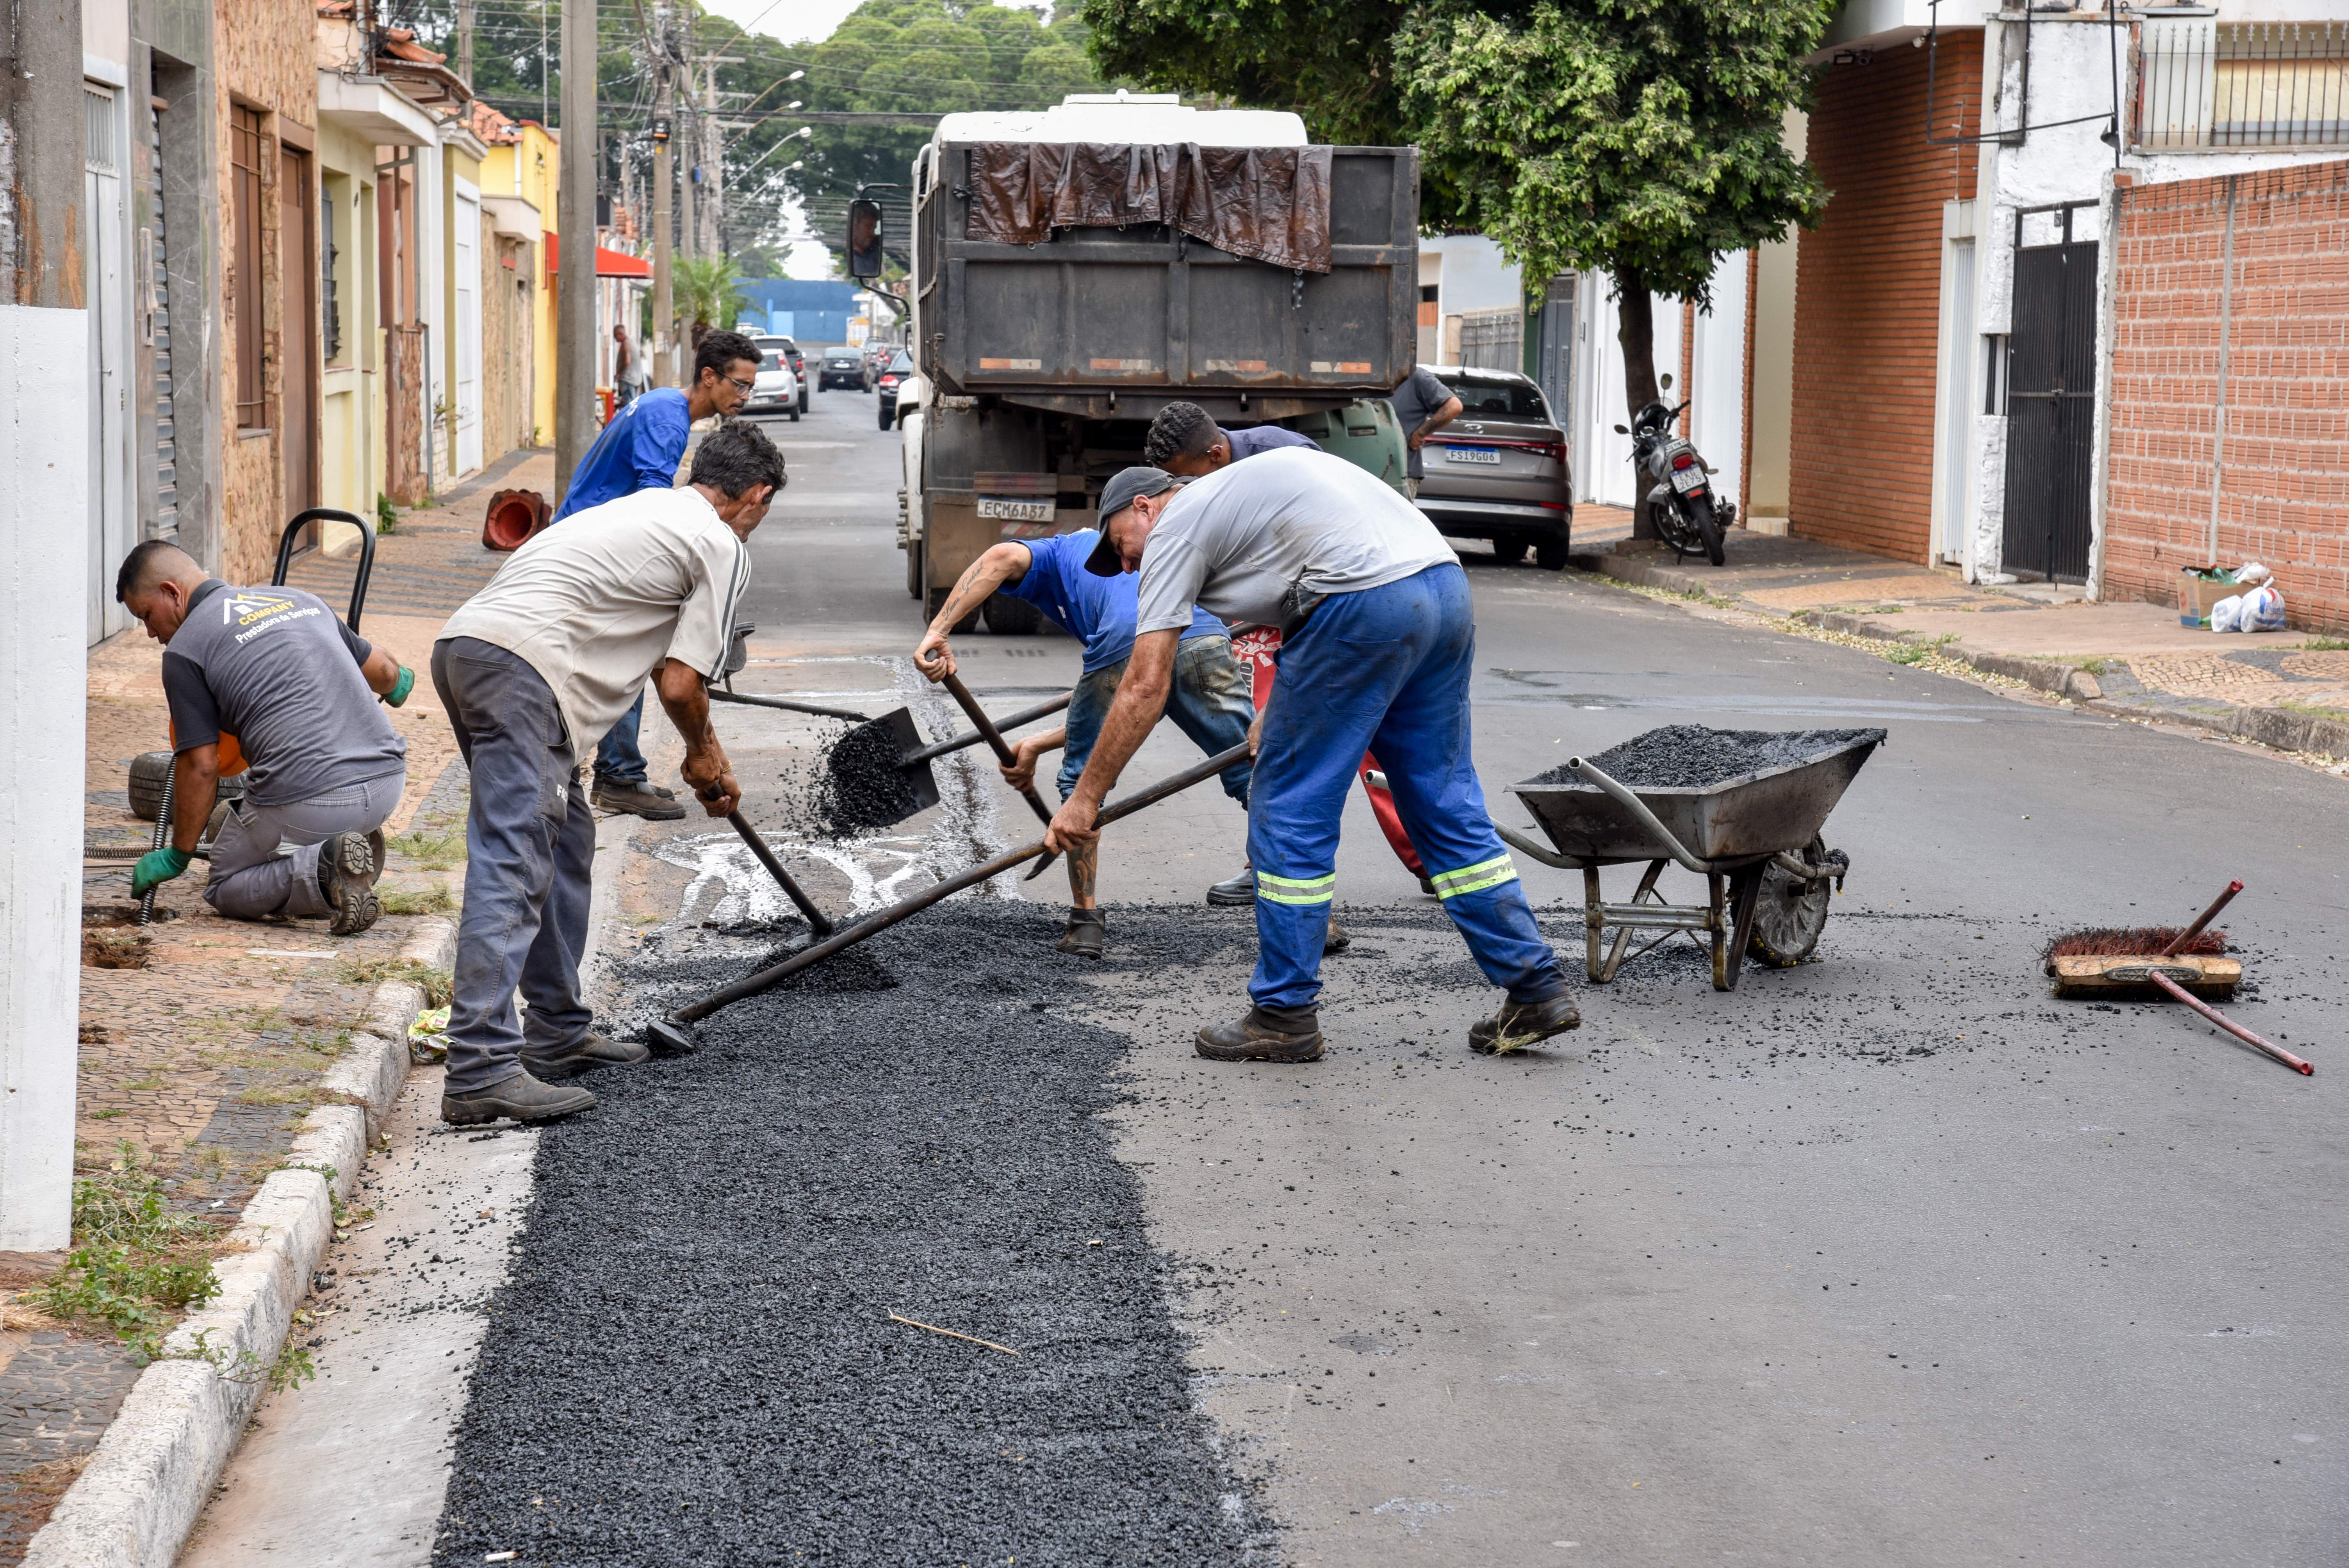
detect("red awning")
[596,246,652,279]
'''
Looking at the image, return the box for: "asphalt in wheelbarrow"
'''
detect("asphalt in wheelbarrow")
[1535,725,1889,791]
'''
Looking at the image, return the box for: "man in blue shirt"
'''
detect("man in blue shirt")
[552,327,761,819]
[1142,400,1319,474]
[913,521,1256,960]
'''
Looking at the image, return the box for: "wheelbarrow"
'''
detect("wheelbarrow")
[1494,731,1882,991]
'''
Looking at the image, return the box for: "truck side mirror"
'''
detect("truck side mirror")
[846,199,885,280]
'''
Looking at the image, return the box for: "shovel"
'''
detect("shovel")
[643,740,1250,1055]
[717,807,836,939]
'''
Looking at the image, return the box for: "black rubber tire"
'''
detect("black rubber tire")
[788,408,800,422]
[982,592,1043,636]
[128,750,244,821]
[1492,536,1528,565]
[879,405,894,431]
[1748,835,1832,967]
[1535,536,1570,572]
[906,535,925,600]
[1686,492,1726,566]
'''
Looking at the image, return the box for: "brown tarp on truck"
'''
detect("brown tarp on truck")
[964,142,1333,273]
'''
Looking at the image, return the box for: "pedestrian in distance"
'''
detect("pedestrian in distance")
[912,521,1271,959]
[1142,401,1433,902]
[431,420,786,1126]
[1387,364,1463,499]
[553,326,762,822]
[114,540,414,934]
[613,322,648,410]
[1046,446,1580,1064]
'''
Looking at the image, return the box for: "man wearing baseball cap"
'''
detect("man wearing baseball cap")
[1054,446,1577,1063]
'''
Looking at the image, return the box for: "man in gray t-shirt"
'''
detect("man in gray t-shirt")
[1054,453,1576,1067]
[116,540,413,934]
[1387,365,1464,489]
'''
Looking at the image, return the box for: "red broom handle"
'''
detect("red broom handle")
[2162,880,2244,956]
[2149,971,2312,1075]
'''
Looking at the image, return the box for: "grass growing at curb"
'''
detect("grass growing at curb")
[2299,636,2349,652]
[379,880,459,916]
[333,955,455,1008]
[387,829,465,870]
[23,1145,223,1361]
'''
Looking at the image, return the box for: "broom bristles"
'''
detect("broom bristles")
[2041,925,2229,961]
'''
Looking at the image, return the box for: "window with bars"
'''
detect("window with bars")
[321,183,342,362]
[2137,20,2348,149]
[230,103,267,430]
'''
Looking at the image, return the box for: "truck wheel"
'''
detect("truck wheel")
[1535,536,1570,572]
[925,587,981,635]
[879,406,894,431]
[983,593,1042,636]
[906,536,924,600]
[1492,536,1527,565]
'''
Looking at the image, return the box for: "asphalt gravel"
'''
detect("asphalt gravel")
[815,716,927,836]
[1544,723,1887,789]
[431,903,1276,1567]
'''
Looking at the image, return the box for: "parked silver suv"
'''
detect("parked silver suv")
[1413,367,1573,570]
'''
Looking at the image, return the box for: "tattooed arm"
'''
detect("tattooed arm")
[913,541,1034,681]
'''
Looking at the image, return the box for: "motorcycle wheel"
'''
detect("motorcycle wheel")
[1686,492,1725,566]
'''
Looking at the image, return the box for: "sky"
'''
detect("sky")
[697,0,872,49]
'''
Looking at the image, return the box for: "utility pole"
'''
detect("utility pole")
[651,1,676,387]
[456,0,476,90]
[675,10,696,270]
[554,0,598,504]
[701,56,723,258]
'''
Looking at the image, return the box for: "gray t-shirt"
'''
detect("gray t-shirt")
[162,580,406,805]
[1387,365,1456,480]
[1132,446,1458,635]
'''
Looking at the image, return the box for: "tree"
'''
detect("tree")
[1085,0,1833,424]
[677,257,750,343]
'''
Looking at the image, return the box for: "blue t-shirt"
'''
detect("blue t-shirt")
[1003,531,1226,674]
[1225,425,1318,460]
[553,387,693,521]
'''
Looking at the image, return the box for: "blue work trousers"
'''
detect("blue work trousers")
[1059,634,1255,805]
[431,638,597,1093]
[1246,563,1564,1012]
[595,689,650,785]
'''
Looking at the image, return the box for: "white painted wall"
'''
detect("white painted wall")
[1572,274,1682,508]
[1688,253,1748,512]
[1420,233,1522,320]
[1,303,91,1252]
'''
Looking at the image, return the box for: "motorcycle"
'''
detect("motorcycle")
[1614,372,1735,567]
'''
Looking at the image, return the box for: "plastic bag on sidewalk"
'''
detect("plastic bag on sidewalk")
[2242,582,2287,632]
[2211,593,2246,633]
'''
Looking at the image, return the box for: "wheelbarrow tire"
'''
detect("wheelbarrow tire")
[1747,834,1832,968]
[129,750,245,822]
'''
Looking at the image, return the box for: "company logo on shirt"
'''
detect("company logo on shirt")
[219,591,321,644]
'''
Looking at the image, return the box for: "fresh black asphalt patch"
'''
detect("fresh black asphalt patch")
[430,903,1277,1568]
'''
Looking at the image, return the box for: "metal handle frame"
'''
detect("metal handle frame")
[271,508,376,631]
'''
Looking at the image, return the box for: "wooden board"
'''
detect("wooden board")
[2049,954,2242,996]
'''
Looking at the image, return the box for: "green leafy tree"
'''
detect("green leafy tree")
[676,257,750,342]
[1085,0,1833,425]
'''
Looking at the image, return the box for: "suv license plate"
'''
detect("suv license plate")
[978,498,1055,524]
[1443,447,1502,465]
[1670,466,1708,494]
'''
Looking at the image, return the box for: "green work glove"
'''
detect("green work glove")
[132,847,191,897]
[384,664,415,707]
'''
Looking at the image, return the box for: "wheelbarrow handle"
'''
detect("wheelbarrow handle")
[1564,757,1711,875]
[675,741,1250,1023]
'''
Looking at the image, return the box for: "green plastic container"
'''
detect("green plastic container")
[1284,399,1408,494]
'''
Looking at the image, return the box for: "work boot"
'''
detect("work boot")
[1418,875,1438,897]
[1206,866,1256,907]
[1467,992,1583,1056]
[1323,920,1351,955]
[1059,907,1105,959]
[523,1031,651,1081]
[1196,1005,1325,1063]
[440,1070,596,1126]
[317,831,382,936]
[593,775,686,821]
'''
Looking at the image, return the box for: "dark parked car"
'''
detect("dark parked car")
[754,334,810,415]
[818,347,867,391]
[876,349,914,431]
[1412,367,1573,569]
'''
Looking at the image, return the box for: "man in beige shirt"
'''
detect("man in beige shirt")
[431,421,784,1125]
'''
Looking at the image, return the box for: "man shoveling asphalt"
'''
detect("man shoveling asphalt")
[431,421,785,1125]
[552,327,761,821]
[1046,448,1579,1063]
[912,527,1256,958]
[115,540,412,933]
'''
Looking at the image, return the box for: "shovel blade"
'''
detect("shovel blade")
[643,1017,700,1057]
[880,706,942,821]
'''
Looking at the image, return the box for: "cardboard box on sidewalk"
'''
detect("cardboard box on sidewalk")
[2178,568,2237,629]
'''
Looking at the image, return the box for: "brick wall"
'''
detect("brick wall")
[2103,159,2349,633]
[1789,42,1982,561]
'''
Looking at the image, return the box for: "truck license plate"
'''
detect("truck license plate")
[1670,466,1707,494]
[1443,447,1501,465]
[978,498,1055,524]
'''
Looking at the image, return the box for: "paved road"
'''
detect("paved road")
[188,388,2344,1566]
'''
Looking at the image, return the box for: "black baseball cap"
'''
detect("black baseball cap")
[1085,467,1181,576]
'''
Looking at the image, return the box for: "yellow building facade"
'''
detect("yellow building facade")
[482,121,559,449]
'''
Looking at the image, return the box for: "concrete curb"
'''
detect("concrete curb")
[1571,550,2347,760]
[21,917,457,1568]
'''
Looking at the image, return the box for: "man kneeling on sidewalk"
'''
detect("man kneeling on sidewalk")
[116,541,413,933]
[431,420,784,1126]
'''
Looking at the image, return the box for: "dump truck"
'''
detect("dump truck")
[870,94,1419,632]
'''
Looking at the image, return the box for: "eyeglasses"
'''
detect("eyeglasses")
[724,374,756,395]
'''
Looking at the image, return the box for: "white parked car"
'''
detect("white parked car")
[744,344,800,421]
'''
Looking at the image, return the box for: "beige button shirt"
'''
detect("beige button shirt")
[440,484,750,750]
